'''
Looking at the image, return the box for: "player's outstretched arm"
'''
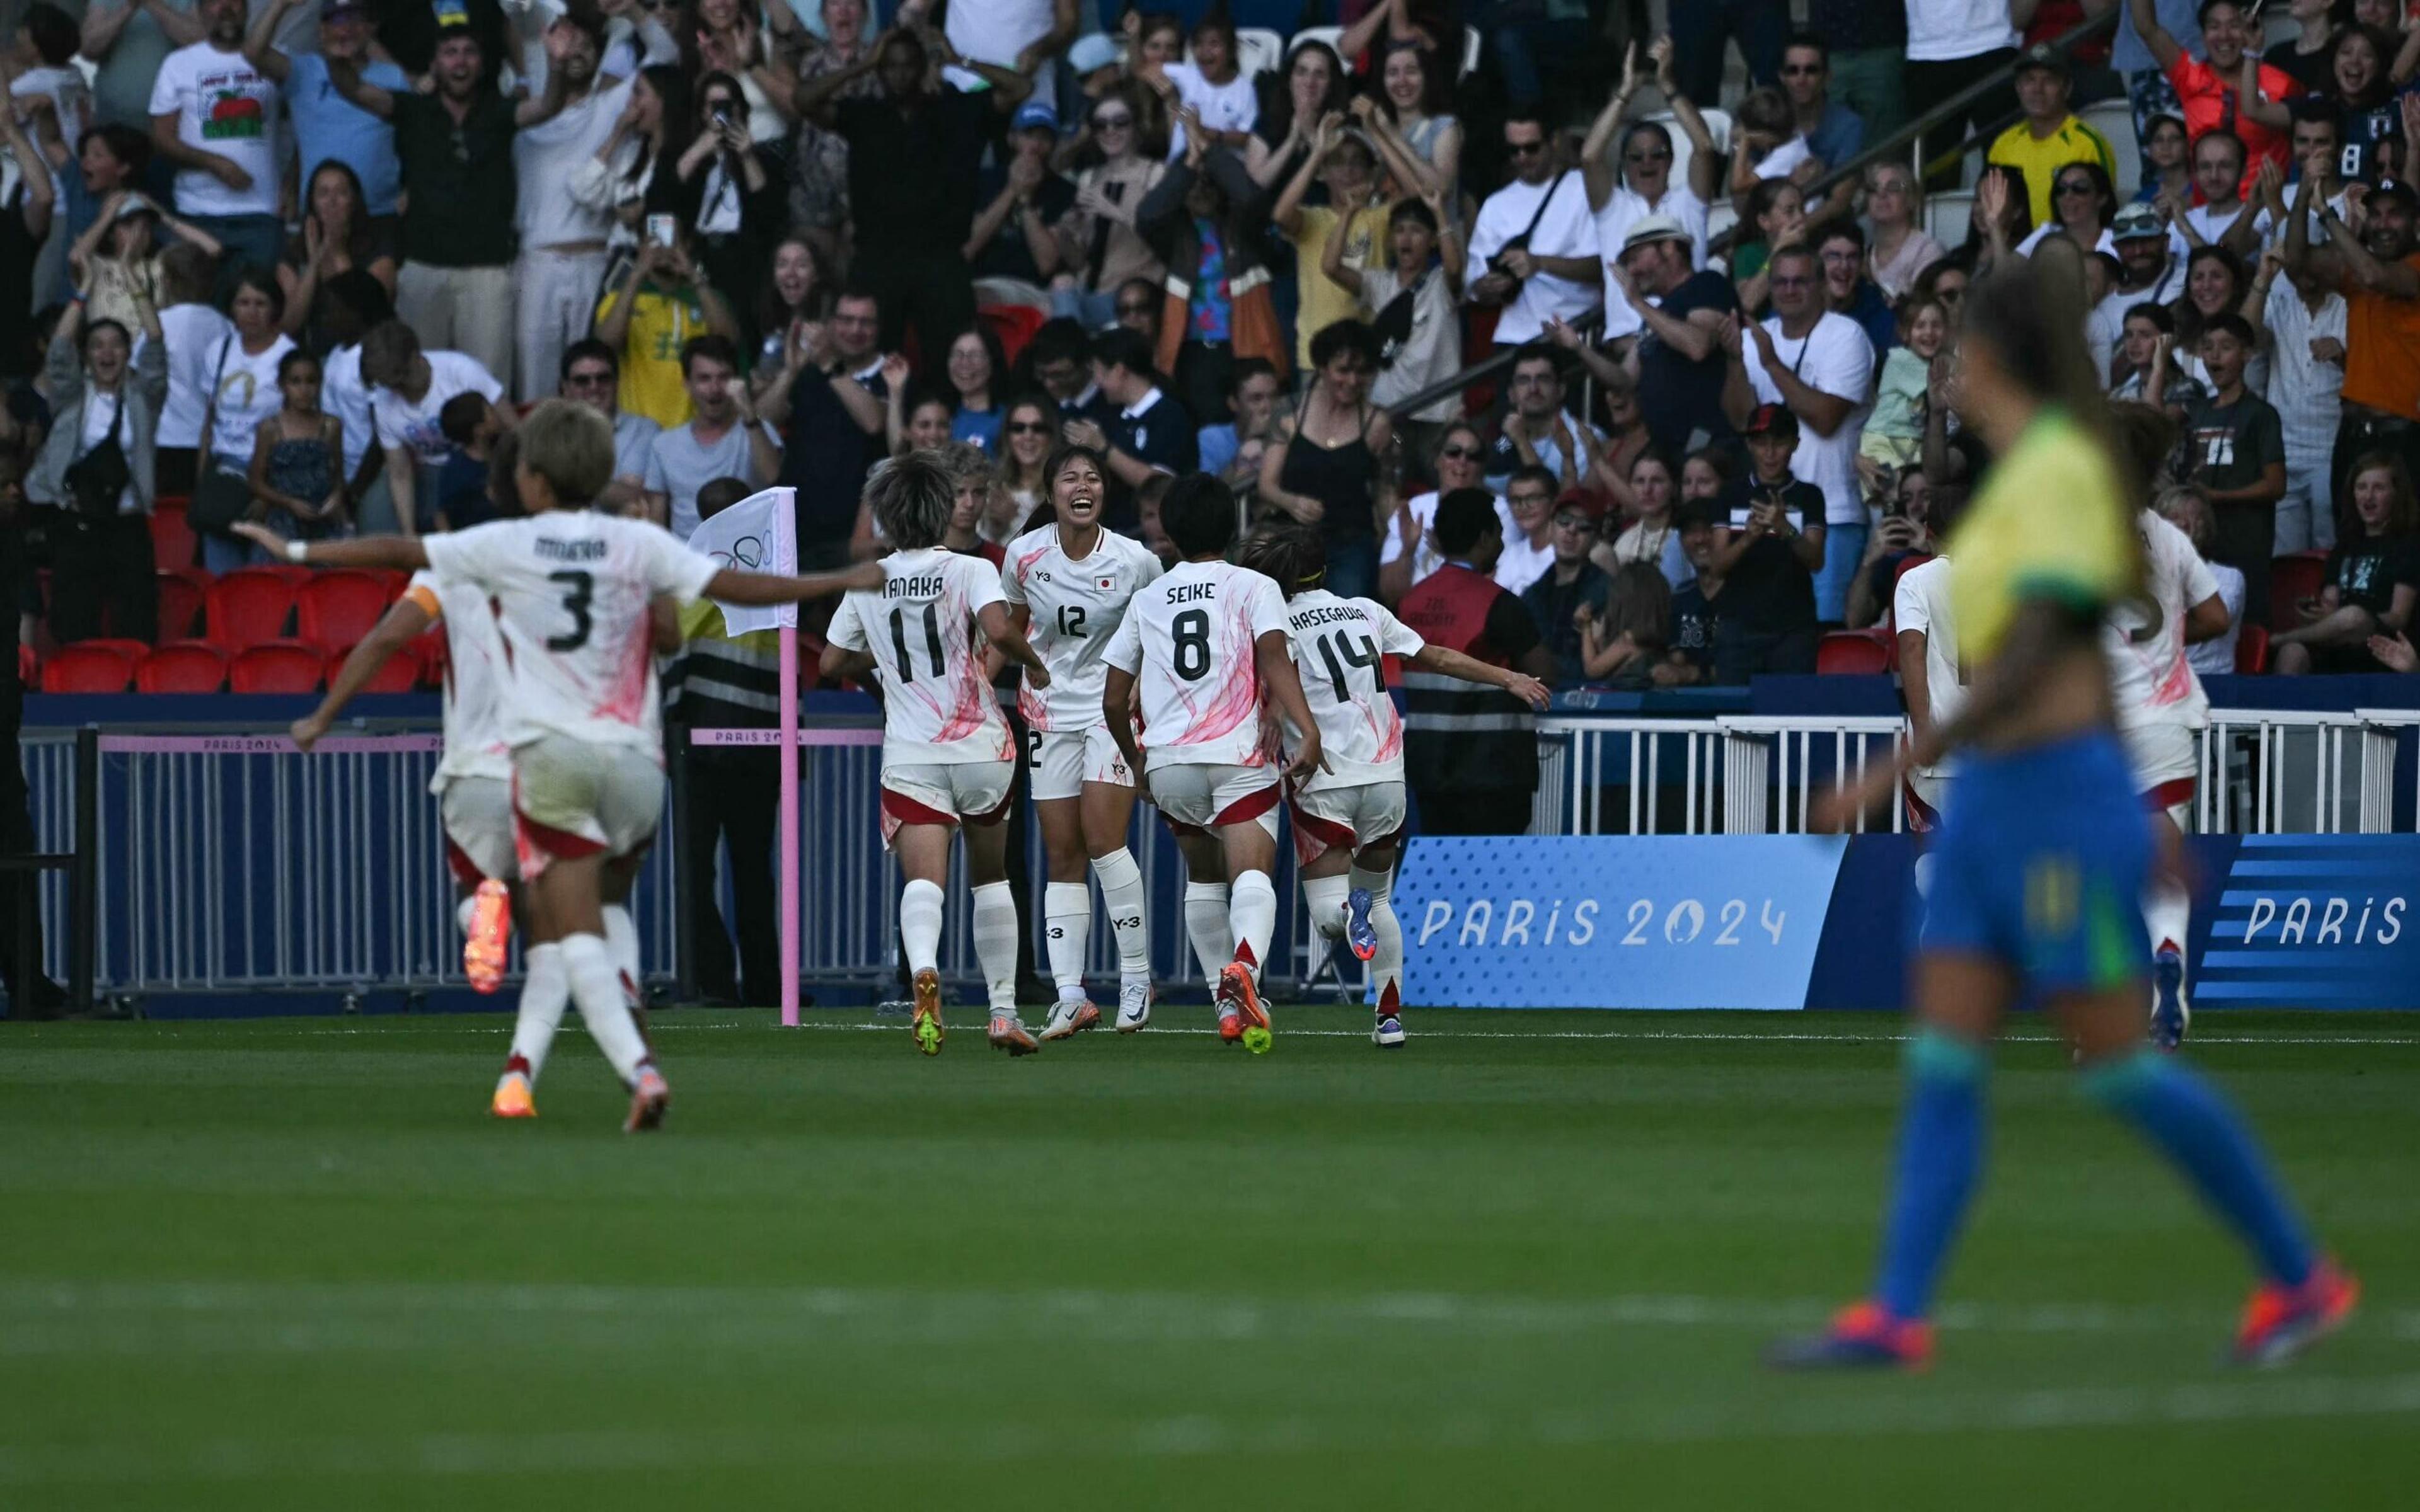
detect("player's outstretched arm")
[292,598,434,752]
[975,603,1051,687]
[1253,631,1328,780]
[708,561,885,606]
[1102,665,1144,775]
[1410,643,1552,710]
[232,521,429,571]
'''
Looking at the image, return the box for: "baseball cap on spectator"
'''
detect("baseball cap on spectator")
[2014,43,2068,79]
[2111,203,2166,243]
[321,0,368,16]
[1742,403,1799,439]
[2367,176,2420,212]
[1068,33,1122,77]
[1012,101,1057,135]
[1620,215,1691,259]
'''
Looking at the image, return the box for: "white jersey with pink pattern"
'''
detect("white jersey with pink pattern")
[419,513,718,757]
[403,569,511,790]
[1000,523,1164,731]
[1274,589,1427,793]
[1103,558,1289,769]
[827,547,1016,767]
[2105,509,2220,732]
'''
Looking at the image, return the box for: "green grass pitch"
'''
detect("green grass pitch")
[6,1005,2419,1508]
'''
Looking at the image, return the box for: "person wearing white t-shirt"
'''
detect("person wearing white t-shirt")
[999,447,1164,1038]
[509,9,629,403]
[1904,0,2021,192]
[239,400,877,1131]
[1238,525,1550,1050]
[1581,42,1721,278]
[1466,113,1605,347]
[947,0,1075,113]
[1378,421,1518,602]
[147,0,284,285]
[1160,16,1257,161]
[1721,243,1877,619]
[1103,474,1323,1050]
[196,268,296,571]
[822,454,1052,1058]
[359,318,509,537]
[1893,554,1960,834]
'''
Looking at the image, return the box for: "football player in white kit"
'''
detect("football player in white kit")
[2109,405,2235,1050]
[1102,474,1325,1048]
[1238,527,1549,1046]
[822,454,1055,1057]
[238,401,876,1130]
[1000,444,1165,1037]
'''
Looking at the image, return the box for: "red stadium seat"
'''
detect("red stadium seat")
[155,568,212,640]
[134,641,228,693]
[296,570,396,653]
[40,642,136,693]
[336,641,422,693]
[2269,551,2327,634]
[204,568,299,650]
[2235,622,2270,675]
[1816,629,1894,675]
[149,496,198,571]
[228,639,325,694]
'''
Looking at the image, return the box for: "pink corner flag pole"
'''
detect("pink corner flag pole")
[778,623,800,1028]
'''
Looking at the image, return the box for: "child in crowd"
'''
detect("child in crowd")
[1859,295,1950,481]
[245,348,345,539]
[434,391,507,532]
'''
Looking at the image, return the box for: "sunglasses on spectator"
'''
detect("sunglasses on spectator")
[1438,443,1479,460]
[1780,63,1821,76]
[1625,149,1671,163]
[1006,420,1052,435]
[1117,301,1155,317]
[1092,112,1133,130]
[1507,139,1546,156]
[2056,178,2095,195]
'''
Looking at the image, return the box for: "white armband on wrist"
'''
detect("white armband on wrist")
[285,539,311,563]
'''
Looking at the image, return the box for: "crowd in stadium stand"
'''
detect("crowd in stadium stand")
[4,0,2417,703]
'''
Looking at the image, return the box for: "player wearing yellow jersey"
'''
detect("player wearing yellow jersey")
[1772,259,2356,1371]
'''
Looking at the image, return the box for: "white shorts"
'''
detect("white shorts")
[2121,719,2199,822]
[879,760,1017,846]
[440,776,517,886]
[1024,724,1135,802]
[511,736,664,879]
[1288,780,1407,867]
[1148,760,1280,840]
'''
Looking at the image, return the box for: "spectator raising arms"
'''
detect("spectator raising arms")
[1356,40,1462,218]
[594,226,740,428]
[30,289,167,642]
[1244,38,1346,190]
[1584,38,1719,282]
[1328,191,1463,442]
[1273,117,1392,374]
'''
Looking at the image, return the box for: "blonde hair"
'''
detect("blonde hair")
[516,399,615,508]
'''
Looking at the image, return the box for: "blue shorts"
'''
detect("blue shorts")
[1919,730,2152,994]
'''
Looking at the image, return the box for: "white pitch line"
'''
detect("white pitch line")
[1,1372,2416,1485]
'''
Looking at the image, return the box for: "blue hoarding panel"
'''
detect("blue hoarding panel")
[1397,836,1848,1009]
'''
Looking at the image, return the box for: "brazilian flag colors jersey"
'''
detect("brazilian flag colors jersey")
[1944,407,2135,665]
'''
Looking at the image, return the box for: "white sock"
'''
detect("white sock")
[900,878,945,976]
[562,932,651,1085]
[456,894,478,936]
[1092,847,1151,982]
[1351,862,1403,1017]
[507,942,569,1082]
[2145,874,2192,968]
[971,881,1020,1014]
[1183,881,1231,985]
[1230,869,1277,985]
[1301,873,1351,941]
[602,904,641,1005]
[1043,880,1090,999]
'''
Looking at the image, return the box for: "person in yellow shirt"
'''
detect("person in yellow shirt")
[1986,45,2118,226]
[1772,253,2356,1373]
[592,232,743,429]
[1270,117,1393,373]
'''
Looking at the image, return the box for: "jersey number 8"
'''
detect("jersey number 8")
[1172,608,1210,680]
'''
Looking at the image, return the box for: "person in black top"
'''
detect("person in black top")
[1521,498,1610,683]
[2274,449,2420,673]
[798,23,1034,366]
[328,21,573,394]
[1610,215,1736,455]
[1024,318,1117,432]
[2183,312,2288,624]
[0,106,54,382]
[1260,319,1392,600]
[755,312,880,569]
[1710,403,1826,680]
[1059,327,1192,530]
[1654,501,1727,686]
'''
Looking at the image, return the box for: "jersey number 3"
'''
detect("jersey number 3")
[546,570,594,651]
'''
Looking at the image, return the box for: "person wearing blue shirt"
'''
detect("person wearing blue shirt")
[246,0,408,219]
[1780,33,1865,229]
